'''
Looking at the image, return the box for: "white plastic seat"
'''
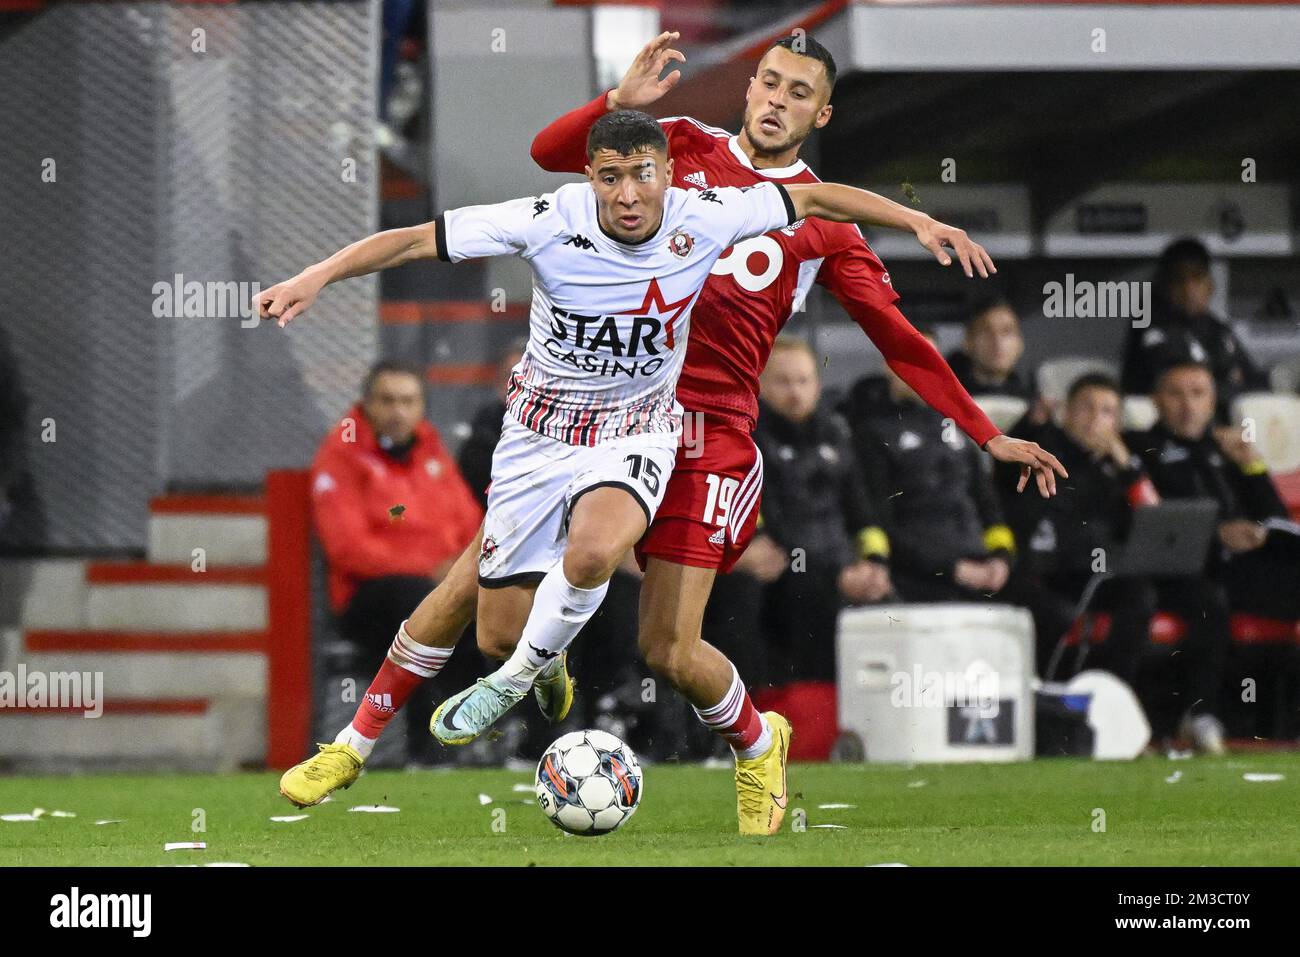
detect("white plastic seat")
[974,395,1030,434]
[1035,357,1119,406]
[1122,395,1158,432]
[1231,392,1300,473]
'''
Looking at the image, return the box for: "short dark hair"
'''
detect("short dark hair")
[1066,371,1121,403]
[1153,356,1215,390]
[965,295,1016,330]
[586,109,668,161]
[769,33,838,92]
[1155,237,1211,290]
[362,359,424,398]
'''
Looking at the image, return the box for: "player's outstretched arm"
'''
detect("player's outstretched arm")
[255,223,440,328]
[784,183,997,278]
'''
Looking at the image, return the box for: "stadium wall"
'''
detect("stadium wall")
[0,1,381,552]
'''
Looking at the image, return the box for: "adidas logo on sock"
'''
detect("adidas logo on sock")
[708,528,726,546]
[367,692,394,713]
[684,171,708,189]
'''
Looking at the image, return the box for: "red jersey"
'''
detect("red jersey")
[530,94,999,447]
[310,406,483,612]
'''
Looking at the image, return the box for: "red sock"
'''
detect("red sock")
[348,621,453,741]
[693,666,768,755]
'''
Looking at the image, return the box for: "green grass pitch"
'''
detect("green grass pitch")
[1,755,1297,866]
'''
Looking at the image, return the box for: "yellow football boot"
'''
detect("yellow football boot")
[278,742,363,808]
[534,650,576,723]
[735,712,791,836]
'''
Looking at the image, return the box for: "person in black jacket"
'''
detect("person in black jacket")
[843,336,1015,605]
[1121,238,1267,423]
[996,374,1166,687]
[1128,359,1300,744]
[741,337,893,686]
[945,296,1040,405]
[1132,360,1299,619]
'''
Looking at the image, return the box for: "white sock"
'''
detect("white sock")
[500,566,608,691]
[334,725,377,760]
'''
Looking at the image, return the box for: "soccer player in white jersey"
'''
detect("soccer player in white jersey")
[258,109,1036,816]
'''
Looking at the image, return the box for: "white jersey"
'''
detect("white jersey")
[436,180,794,446]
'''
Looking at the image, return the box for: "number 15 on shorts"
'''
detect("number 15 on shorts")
[624,453,663,496]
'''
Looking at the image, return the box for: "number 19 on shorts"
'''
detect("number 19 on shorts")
[702,474,739,527]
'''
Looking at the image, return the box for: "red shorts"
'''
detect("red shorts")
[635,417,763,574]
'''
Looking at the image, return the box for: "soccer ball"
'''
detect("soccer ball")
[535,729,643,836]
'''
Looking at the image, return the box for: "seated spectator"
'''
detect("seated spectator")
[994,375,1210,718]
[742,337,892,687]
[1128,359,1300,740]
[1122,238,1267,423]
[844,331,1013,604]
[457,337,526,509]
[946,297,1040,403]
[1132,359,1300,619]
[311,359,484,764]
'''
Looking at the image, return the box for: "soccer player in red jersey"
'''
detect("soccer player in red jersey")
[278,33,1064,835]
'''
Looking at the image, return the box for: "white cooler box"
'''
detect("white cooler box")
[836,603,1035,763]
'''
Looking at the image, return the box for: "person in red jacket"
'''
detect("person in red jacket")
[311,359,483,762]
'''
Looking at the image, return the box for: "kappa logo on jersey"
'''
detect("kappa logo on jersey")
[563,233,597,251]
[668,229,694,259]
[532,199,550,218]
[683,171,709,189]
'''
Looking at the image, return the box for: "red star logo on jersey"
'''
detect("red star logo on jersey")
[618,276,696,349]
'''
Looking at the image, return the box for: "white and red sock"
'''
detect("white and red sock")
[694,665,771,760]
[335,620,452,760]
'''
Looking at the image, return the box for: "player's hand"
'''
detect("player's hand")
[607,31,684,111]
[255,271,325,328]
[985,434,1068,497]
[913,217,996,279]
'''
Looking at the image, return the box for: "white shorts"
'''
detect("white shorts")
[477,416,679,587]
